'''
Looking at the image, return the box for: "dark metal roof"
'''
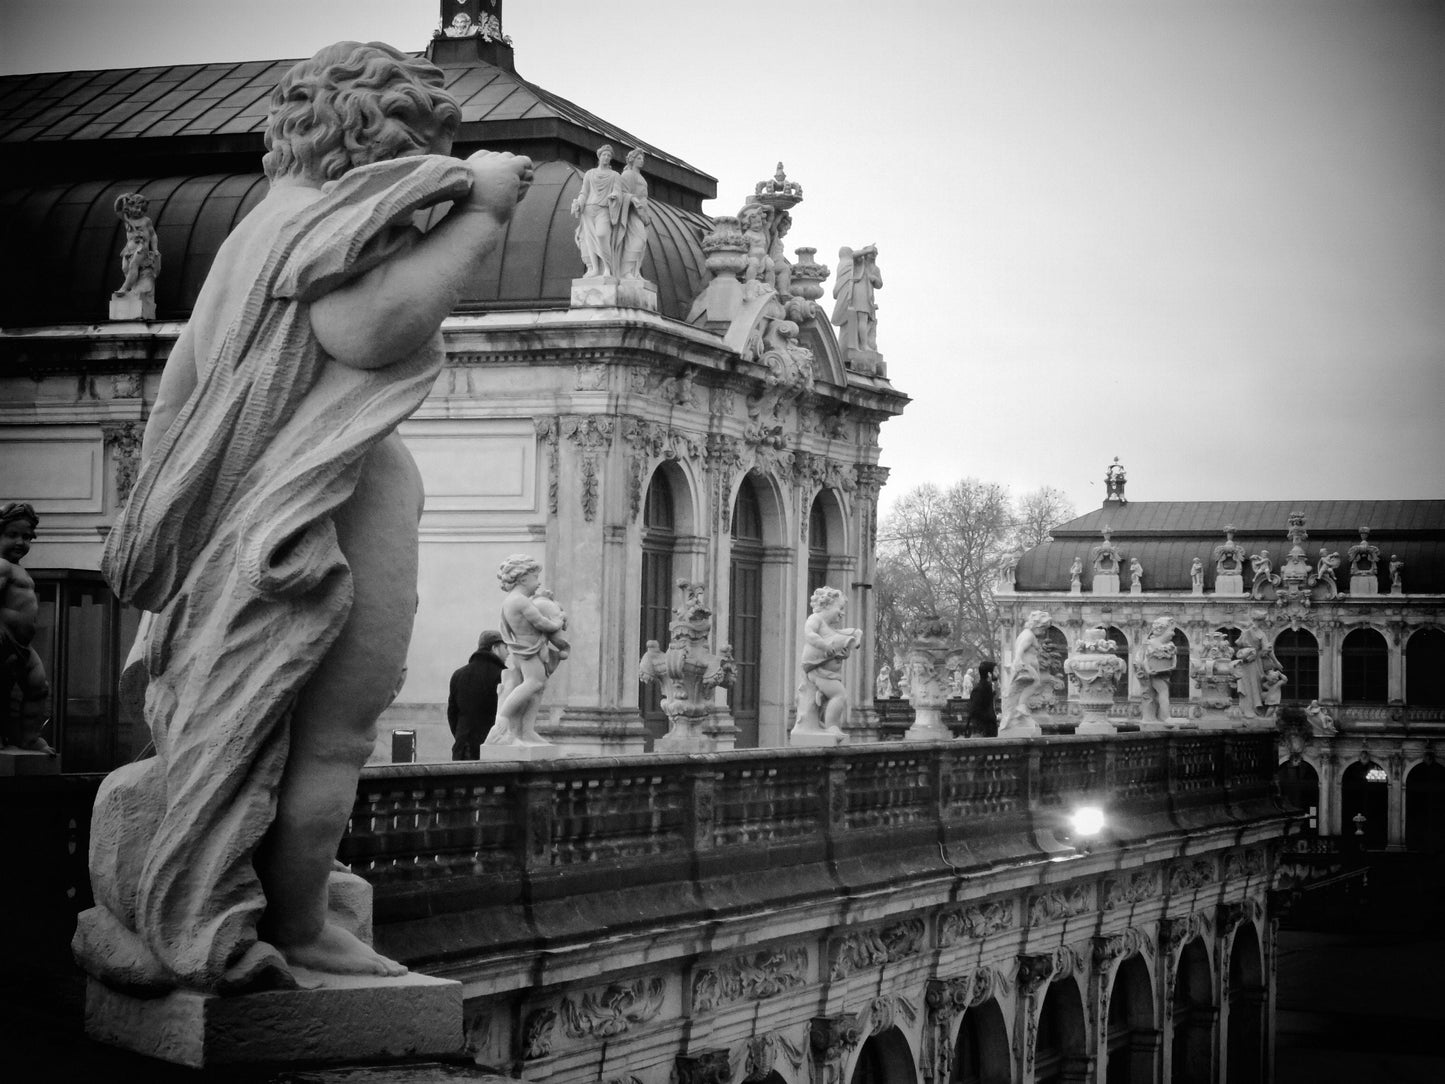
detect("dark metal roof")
[1017,501,1445,593]
[0,160,709,327]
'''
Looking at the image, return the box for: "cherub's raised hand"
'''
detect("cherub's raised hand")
[464,150,534,221]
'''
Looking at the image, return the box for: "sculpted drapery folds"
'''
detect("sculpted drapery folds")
[75,41,533,995]
[572,144,625,277]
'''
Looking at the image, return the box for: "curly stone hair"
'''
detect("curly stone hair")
[497,554,542,592]
[262,41,462,183]
[0,502,39,531]
[809,585,844,613]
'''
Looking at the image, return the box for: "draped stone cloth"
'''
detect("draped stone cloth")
[75,156,471,994]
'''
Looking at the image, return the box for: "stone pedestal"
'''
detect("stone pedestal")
[903,712,952,741]
[1130,581,1142,595]
[108,294,155,320]
[1092,573,1120,594]
[1215,573,1245,595]
[843,348,885,378]
[790,728,846,747]
[475,743,568,762]
[0,749,60,775]
[1350,574,1377,596]
[571,275,658,311]
[84,969,462,1069]
[997,721,1042,738]
[1075,718,1118,735]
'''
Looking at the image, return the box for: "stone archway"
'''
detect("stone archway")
[952,997,1010,1084]
[1035,976,1090,1084]
[1171,937,1215,1084]
[850,1025,917,1084]
[1226,923,1265,1084]
[1105,955,1159,1083]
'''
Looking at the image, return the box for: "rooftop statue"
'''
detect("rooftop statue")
[0,502,54,754]
[75,41,533,995]
[831,244,882,359]
[1091,525,1120,574]
[617,149,652,281]
[109,192,162,319]
[1103,457,1127,502]
[572,144,624,278]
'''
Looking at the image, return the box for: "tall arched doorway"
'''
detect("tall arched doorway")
[1035,976,1090,1084]
[639,469,677,746]
[850,1026,916,1084]
[1341,760,1389,849]
[1225,923,1264,1084]
[728,480,764,748]
[1406,761,1445,854]
[1105,955,1159,1083]
[1275,759,1320,833]
[952,998,1010,1084]
[1168,629,1191,703]
[807,497,829,597]
[1171,937,1215,1084]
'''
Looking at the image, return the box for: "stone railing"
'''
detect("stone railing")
[341,732,1283,970]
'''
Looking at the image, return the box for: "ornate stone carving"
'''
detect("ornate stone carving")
[574,362,608,390]
[562,415,614,522]
[1002,610,1052,735]
[938,900,1015,944]
[742,1032,805,1083]
[101,421,144,504]
[1224,849,1266,882]
[1104,457,1128,502]
[1103,870,1160,910]
[692,946,809,1012]
[1093,928,1155,969]
[1191,629,1241,713]
[1169,858,1217,894]
[522,1007,558,1059]
[639,580,736,753]
[676,1050,731,1084]
[791,586,861,746]
[535,417,560,516]
[1213,524,1247,592]
[110,372,142,399]
[859,994,917,1037]
[810,1013,863,1084]
[828,919,925,979]
[557,977,666,1040]
[1027,885,1091,926]
[621,417,702,520]
[1065,624,1126,732]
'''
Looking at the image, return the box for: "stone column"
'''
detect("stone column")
[1388,623,1406,703]
[1387,753,1407,851]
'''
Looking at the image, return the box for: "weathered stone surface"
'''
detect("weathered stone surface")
[84,970,463,1068]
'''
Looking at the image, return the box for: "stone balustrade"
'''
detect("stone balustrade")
[342,732,1281,971]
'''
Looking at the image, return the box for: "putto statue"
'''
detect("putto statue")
[875,662,895,700]
[77,41,533,995]
[1136,615,1178,724]
[109,192,162,320]
[0,502,54,754]
[792,586,862,743]
[489,554,567,747]
[1001,610,1051,734]
[831,244,883,369]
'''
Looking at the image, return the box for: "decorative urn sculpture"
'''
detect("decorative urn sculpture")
[1064,626,1126,733]
[638,580,737,753]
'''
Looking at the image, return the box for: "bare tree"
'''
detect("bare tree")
[874,479,1014,664]
[1013,486,1076,550]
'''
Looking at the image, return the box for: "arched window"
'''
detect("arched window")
[1274,628,1319,703]
[952,999,1010,1084]
[1406,761,1445,854]
[807,497,829,597]
[1168,628,1191,702]
[1172,938,1215,1084]
[638,471,677,745]
[1275,760,1320,833]
[1340,627,1388,704]
[1217,627,1242,704]
[1226,924,1265,1084]
[1406,628,1445,707]
[1105,956,1157,1084]
[728,481,764,747]
[850,1026,916,1084]
[1341,761,1389,850]
[1041,626,1068,702]
[1035,977,1088,1084]
[1105,627,1130,702]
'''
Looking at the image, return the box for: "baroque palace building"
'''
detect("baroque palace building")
[995,470,1445,856]
[3,8,1301,1083]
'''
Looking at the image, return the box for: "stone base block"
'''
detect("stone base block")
[1092,574,1120,594]
[1074,720,1118,735]
[843,348,886,377]
[84,970,463,1069]
[0,749,60,775]
[475,742,568,762]
[1216,574,1245,595]
[108,294,155,320]
[570,275,658,311]
[998,722,1043,737]
[789,728,846,747]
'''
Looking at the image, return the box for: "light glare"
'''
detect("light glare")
[1069,806,1105,837]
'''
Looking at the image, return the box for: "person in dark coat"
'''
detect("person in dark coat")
[447,629,506,759]
[968,660,999,738]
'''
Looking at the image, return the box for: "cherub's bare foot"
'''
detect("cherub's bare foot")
[278,922,407,978]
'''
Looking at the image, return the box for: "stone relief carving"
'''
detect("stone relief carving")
[1224,848,1266,881]
[1027,884,1092,926]
[740,1031,805,1084]
[110,372,142,399]
[676,1050,731,1084]
[692,946,809,1012]
[100,421,144,504]
[522,1007,559,1059]
[621,417,702,520]
[1169,858,1217,894]
[1103,869,1160,910]
[829,919,925,978]
[858,994,918,1038]
[535,417,560,516]
[1093,927,1155,968]
[556,976,666,1041]
[562,415,614,522]
[810,1013,863,1084]
[574,362,608,390]
[938,900,1016,944]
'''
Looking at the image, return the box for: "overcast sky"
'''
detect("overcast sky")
[5,0,1442,519]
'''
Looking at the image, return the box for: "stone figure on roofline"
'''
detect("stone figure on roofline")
[0,502,54,754]
[1190,556,1204,592]
[74,41,533,995]
[488,555,566,747]
[1070,556,1083,589]
[110,192,162,319]
[831,244,882,356]
[1136,615,1178,724]
[572,144,624,278]
[792,586,862,740]
[1390,555,1404,593]
[1316,548,1340,591]
[1129,557,1144,591]
[617,149,652,281]
[1104,457,1127,502]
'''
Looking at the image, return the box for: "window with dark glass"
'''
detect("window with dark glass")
[807,498,828,597]
[638,472,676,744]
[1168,628,1191,702]
[1274,628,1320,703]
[1105,627,1130,702]
[1406,628,1445,707]
[1340,627,1388,703]
[728,482,763,748]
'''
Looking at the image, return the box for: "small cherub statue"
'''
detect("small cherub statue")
[0,502,54,754]
[530,585,572,661]
[111,192,162,307]
[794,586,862,736]
[489,555,566,747]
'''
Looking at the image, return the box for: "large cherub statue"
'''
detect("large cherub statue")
[0,502,54,754]
[1001,610,1051,731]
[76,41,533,995]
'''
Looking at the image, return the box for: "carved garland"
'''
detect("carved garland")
[100,421,144,504]
[561,415,614,522]
[938,899,1015,945]
[534,418,560,516]
[692,946,810,1012]
[828,918,926,979]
